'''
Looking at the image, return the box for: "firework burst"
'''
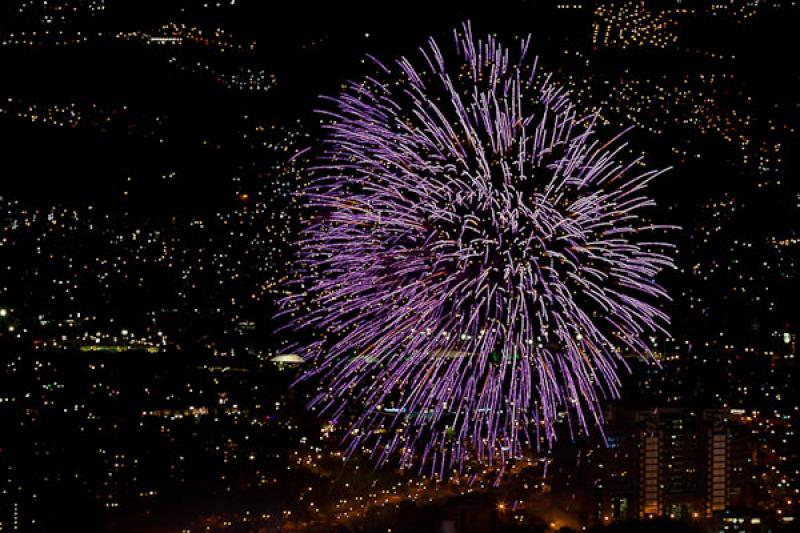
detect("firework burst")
[279,22,675,476]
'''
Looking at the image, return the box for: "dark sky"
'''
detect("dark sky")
[0,1,798,208]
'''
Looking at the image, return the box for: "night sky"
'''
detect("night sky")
[1,2,799,532]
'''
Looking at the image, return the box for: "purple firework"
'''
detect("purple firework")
[280,22,675,476]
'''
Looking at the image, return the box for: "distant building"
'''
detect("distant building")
[595,407,754,523]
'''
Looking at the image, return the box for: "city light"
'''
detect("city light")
[0,1,797,532]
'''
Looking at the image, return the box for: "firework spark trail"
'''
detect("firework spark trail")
[278,22,675,475]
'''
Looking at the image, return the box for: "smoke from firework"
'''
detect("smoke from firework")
[279,22,675,476]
